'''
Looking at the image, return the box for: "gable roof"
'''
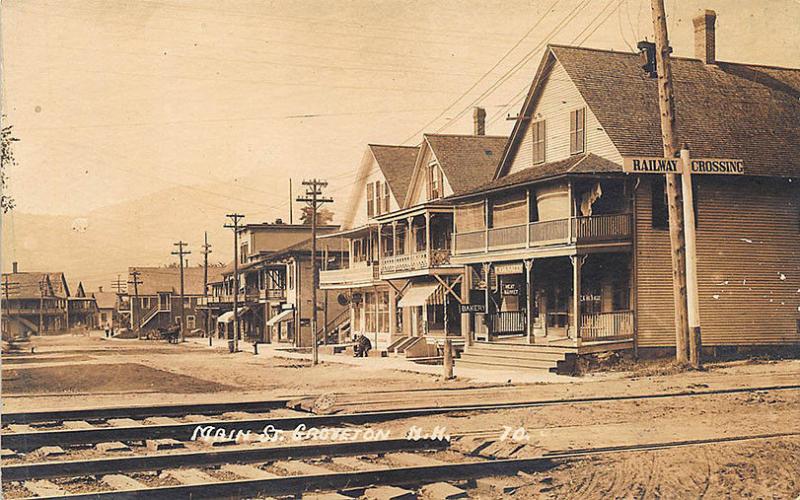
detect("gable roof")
[499,44,800,179]
[408,134,508,203]
[451,154,622,200]
[130,266,222,296]
[1,272,55,299]
[368,144,419,206]
[48,272,70,298]
[94,291,118,309]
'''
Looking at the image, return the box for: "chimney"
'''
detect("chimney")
[473,107,486,136]
[12,261,18,273]
[693,9,717,64]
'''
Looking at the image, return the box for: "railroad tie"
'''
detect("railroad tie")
[362,485,417,500]
[330,456,388,470]
[0,448,20,459]
[24,479,68,497]
[7,424,34,433]
[62,420,96,429]
[221,411,255,419]
[384,452,449,467]
[145,438,185,452]
[106,418,140,427]
[36,445,65,458]
[96,441,132,453]
[161,468,216,485]
[419,482,468,500]
[273,460,338,476]
[145,416,181,425]
[200,436,237,447]
[101,474,148,490]
[220,463,278,479]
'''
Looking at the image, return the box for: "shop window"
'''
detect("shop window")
[651,177,669,229]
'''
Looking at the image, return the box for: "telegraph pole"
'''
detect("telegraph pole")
[225,213,245,353]
[680,146,702,369]
[172,241,191,342]
[650,0,690,365]
[201,232,212,339]
[128,270,142,339]
[297,179,333,365]
[111,275,126,294]
[38,276,47,335]
[2,275,20,337]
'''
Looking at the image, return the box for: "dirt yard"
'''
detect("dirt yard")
[3,333,798,498]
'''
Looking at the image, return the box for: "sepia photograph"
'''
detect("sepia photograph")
[1,0,799,498]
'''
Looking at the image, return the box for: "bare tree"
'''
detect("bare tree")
[1,118,19,213]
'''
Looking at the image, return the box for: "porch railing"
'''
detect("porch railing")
[381,249,450,274]
[488,311,527,335]
[580,310,634,341]
[453,213,632,256]
[319,261,375,286]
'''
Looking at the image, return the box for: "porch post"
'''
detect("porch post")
[526,188,532,249]
[525,259,533,344]
[571,255,582,347]
[392,221,397,255]
[377,224,382,262]
[406,216,414,255]
[461,265,472,346]
[388,287,397,340]
[425,212,431,267]
[483,262,491,340]
[443,280,448,335]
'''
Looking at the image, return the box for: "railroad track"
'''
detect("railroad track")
[4,383,798,452]
[4,431,799,499]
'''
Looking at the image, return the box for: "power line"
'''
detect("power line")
[127,270,143,339]
[171,240,191,342]
[224,213,245,352]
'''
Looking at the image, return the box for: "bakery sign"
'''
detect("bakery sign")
[622,157,744,175]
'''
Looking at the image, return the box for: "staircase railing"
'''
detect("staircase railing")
[316,308,351,344]
[139,303,161,328]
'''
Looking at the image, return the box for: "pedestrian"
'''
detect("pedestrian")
[104,324,110,338]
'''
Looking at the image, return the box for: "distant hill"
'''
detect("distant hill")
[1,181,302,291]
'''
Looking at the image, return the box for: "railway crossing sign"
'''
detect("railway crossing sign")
[623,157,744,175]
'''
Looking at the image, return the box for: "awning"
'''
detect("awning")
[266,309,293,327]
[216,307,249,323]
[398,283,440,307]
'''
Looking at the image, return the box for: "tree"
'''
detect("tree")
[1,118,19,213]
[300,205,334,226]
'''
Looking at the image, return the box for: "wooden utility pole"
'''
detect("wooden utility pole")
[650,0,690,364]
[128,270,142,339]
[2,276,20,337]
[297,179,333,366]
[680,147,702,368]
[38,276,47,334]
[172,241,191,342]
[111,275,126,294]
[225,213,245,353]
[289,178,294,225]
[201,232,212,339]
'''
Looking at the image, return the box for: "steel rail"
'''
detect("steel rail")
[2,399,293,425]
[4,383,799,451]
[22,431,800,500]
[1,437,449,481]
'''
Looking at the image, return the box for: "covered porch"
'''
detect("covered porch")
[465,252,634,349]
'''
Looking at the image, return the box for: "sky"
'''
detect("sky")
[1,0,799,286]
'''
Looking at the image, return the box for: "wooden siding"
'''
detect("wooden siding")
[407,147,434,207]
[636,176,800,347]
[507,61,621,175]
[345,150,401,229]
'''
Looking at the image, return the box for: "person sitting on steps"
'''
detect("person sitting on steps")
[353,333,372,358]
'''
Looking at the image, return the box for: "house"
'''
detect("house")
[67,281,98,330]
[94,286,119,329]
[206,223,343,346]
[319,110,508,352]
[1,262,69,338]
[125,266,223,336]
[444,10,799,371]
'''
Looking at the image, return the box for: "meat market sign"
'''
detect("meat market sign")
[622,157,744,175]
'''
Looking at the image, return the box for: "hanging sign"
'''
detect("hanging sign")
[501,283,520,296]
[460,304,486,314]
[622,157,744,175]
[495,262,524,275]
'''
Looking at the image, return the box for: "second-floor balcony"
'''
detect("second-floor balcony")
[380,248,452,275]
[453,213,633,256]
[320,260,378,288]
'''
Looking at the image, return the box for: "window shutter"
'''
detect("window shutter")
[375,180,382,214]
[570,108,586,155]
[532,120,545,164]
[366,182,374,218]
[383,182,391,212]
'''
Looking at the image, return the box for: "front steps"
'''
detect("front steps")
[457,342,575,374]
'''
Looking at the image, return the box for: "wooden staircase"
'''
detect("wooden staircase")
[457,342,575,374]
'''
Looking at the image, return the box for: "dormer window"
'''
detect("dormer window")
[428,162,443,200]
[570,108,586,155]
